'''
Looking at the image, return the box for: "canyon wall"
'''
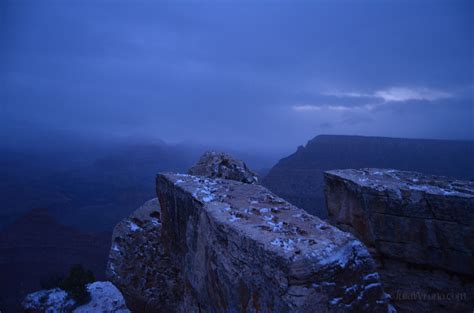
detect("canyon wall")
[263,135,474,218]
[324,168,474,312]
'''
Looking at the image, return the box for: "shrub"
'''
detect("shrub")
[59,265,95,305]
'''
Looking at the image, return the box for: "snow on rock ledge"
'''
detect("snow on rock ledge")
[22,281,130,313]
[324,168,474,312]
[106,198,175,312]
[151,172,392,312]
[324,168,474,274]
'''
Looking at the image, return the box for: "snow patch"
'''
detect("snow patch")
[129,222,141,232]
[271,238,295,252]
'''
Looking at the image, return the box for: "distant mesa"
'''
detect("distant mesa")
[263,134,474,218]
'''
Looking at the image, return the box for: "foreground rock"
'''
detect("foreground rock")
[188,151,259,184]
[324,168,474,312]
[107,198,179,312]
[22,281,130,313]
[109,172,392,312]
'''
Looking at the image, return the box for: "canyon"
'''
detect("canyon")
[263,135,474,218]
[21,152,474,312]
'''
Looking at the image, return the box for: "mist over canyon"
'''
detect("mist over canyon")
[1,134,473,312]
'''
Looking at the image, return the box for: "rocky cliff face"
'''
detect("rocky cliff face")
[263,135,474,218]
[324,168,474,312]
[106,198,177,312]
[107,154,392,312]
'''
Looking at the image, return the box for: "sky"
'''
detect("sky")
[1,0,473,154]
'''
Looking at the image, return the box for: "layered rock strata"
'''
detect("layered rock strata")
[324,168,474,312]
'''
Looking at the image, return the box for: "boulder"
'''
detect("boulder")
[324,168,474,312]
[22,281,129,313]
[74,281,131,313]
[22,288,75,312]
[188,151,259,184]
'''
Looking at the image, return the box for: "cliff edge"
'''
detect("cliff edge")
[107,153,392,312]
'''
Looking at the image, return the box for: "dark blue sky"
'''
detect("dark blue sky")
[1,0,473,153]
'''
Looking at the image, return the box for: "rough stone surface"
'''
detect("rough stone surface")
[22,288,75,312]
[75,281,130,313]
[150,173,391,312]
[188,151,259,184]
[22,281,129,313]
[106,198,179,312]
[324,168,474,312]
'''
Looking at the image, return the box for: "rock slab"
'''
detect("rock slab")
[151,173,391,312]
[324,168,474,312]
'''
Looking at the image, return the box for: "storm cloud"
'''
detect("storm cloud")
[1,0,473,153]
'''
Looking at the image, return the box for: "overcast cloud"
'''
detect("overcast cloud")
[1,0,473,153]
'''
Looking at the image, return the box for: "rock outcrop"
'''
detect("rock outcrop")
[188,151,259,184]
[324,168,474,312]
[107,198,179,312]
[106,153,396,312]
[154,173,391,312]
[22,281,130,313]
[107,153,393,312]
[263,135,474,218]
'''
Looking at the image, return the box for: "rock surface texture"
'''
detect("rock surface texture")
[106,198,180,312]
[155,173,392,312]
[324,168,474,312]
[22,281,130,313]
[188,151,259,184]
[108,170,393,312]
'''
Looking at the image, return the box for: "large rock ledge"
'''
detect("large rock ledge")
[151,173,391,312]
[324,168,474,312]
